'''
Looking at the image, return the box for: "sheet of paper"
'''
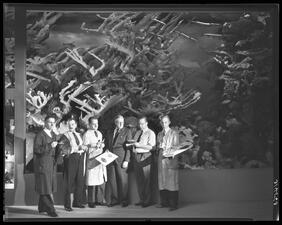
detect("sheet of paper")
[95,151,118,166]
[135,148,150,153]
[163,145,193,158]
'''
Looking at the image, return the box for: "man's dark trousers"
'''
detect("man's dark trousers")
[133,153,152,205]
[105,160,129,205]
[63,152,85,208]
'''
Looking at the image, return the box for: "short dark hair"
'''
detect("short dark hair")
[67,117,77,124]
[66,114,78,123]
[138,115,147,122]
[88,116,99,124]
[114,114,124,121]
[45,114,56,122]
[159,114,170,122]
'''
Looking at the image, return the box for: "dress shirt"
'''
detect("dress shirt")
[65,130,83,154]
[134,128,156,153]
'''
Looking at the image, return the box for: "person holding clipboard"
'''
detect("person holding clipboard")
[156,114,180,211]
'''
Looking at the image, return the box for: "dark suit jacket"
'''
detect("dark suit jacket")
[33,129,59,194]
[106,127,132,164]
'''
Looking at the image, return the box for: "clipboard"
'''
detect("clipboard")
[95,151,118,166]
[163,144,193,158]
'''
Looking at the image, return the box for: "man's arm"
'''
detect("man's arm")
[56,134,71,156]
[124,128,133,162]
[135,130,156,153]
[103,130,111,152]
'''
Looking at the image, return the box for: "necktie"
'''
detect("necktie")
[73,132,80,146]
[137,130,143,142]
[112,128,120,146]
[93,130,98,138]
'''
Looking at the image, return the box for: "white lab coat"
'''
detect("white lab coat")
[83,130,107,186]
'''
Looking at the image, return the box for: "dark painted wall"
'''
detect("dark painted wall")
[5,168,273,206]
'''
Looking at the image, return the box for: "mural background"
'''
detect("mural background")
[4,8,275,173]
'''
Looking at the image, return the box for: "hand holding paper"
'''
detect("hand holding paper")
[122,161,128,169]
[95,151,118,166]
[163,144,193,158]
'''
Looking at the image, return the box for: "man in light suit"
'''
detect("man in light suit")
[104,114,132,207]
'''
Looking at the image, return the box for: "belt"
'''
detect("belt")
[71,152,84,155]
[69,152,86,176]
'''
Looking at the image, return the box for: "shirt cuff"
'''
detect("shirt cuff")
[135,148,150,153]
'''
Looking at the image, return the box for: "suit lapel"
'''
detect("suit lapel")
[112,127,126,146]
[42,130,52,143]
[109,129,115,147]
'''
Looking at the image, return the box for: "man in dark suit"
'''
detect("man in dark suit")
[33,114,59,217]
[105,114,132,207]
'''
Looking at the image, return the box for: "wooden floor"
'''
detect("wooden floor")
[4,201,273,221]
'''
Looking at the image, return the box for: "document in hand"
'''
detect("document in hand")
[95,151,118,166]
[163,144,193,158]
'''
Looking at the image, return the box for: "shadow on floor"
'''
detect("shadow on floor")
[6,207,39,215]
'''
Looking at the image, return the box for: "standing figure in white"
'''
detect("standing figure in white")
[83,116,107,208]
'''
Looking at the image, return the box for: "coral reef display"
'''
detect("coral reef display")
[4,9,275,171]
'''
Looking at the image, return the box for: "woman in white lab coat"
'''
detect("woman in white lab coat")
[83,116,107,208]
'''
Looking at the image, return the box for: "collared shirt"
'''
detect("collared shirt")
[134,128,156,153]
[43,128,53,138]
[64,130,83,154]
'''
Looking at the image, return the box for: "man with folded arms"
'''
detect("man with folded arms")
[131,116,156,207]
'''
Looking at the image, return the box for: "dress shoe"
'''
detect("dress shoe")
[95,202,107,206]
[142,203,151,208]
[121,202,129,207]
[38,210,47,214]
[135,202,143,206]
[98,202,107,206]
[107,202,119,207]
[47,211,58,217]
[64,207,73,212]
[156,204,167,208]
[88,203,96,208]
[169,207,178,211]
[72,204,85,208]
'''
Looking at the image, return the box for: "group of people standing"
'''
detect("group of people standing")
[33,113,181,217]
